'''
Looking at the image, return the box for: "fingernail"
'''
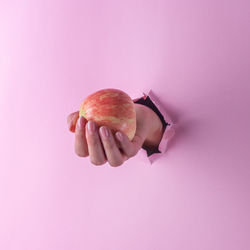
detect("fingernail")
[77,116,83,129]
[68,119,72,129]
[100,126,109,139]
[116,132,123,142]
[87,121,96,134]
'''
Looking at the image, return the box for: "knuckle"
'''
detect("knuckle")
[90,158,105,166]
[87,135,98,145]
[105,141,115,151]
[109,160,123,167]
[129,148,138,157]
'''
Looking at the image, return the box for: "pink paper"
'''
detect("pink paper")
[134,88,176,164]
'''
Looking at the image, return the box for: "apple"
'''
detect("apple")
[79,88,136,141]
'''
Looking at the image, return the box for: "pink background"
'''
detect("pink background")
[1,0,250,249]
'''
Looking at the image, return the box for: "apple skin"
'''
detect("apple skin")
[79,88,136,141]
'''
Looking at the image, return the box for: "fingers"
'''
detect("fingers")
[68,111,139,167]
[99,126,124,167]
[85,121,107,166]
[67,111,79,133]
[115,132,144,158]
[74,116,89,157]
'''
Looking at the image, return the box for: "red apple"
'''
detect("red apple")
[79,88,136,141]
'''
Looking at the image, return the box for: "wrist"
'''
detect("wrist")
[140,105,163,150]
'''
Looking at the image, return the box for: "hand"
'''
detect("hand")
[67,103,163,167]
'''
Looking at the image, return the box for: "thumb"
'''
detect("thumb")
[67,111,79,132]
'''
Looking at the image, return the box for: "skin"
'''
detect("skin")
[66,103,163,167]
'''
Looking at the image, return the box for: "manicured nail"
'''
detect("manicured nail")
[77,116,83,129]
[116,132,123,142]
[87,121,96,134]
[100,126,109,139]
